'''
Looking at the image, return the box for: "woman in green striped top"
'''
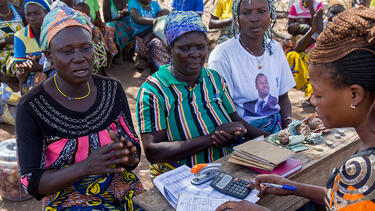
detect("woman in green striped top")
[136,11,269,178]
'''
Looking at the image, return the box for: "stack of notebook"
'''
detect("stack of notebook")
[247,157,303,177]
[228,140,295,171]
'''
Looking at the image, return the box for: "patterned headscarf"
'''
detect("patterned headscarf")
[22,0,51,13]
[232,0,277,54]
[40,6,92,50]
[164,11,207,46]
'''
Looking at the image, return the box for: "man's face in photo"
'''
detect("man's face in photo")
[256,74,269,99]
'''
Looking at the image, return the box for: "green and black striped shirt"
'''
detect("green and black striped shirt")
[136,65,236,167]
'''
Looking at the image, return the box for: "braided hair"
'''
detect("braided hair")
[326,47,375,91]
[232,0,277,54]
[310,6,375,92]
[310,7,375,129]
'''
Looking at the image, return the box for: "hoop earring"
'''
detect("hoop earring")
[350,104,357,109]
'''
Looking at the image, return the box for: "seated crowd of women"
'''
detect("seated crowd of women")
[0,0,171,126]
[13,0,375,210]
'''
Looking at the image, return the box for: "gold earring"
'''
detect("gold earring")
[350,104,357,109]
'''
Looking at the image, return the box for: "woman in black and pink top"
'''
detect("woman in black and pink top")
[16,6,144,210]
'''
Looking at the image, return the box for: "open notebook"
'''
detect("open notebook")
[153,165,260,209]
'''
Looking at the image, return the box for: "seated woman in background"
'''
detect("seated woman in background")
[0,0,24,126]
[217,6,375,211]
[0,0,24,91]
[287,0,347,97]
[136,11,269,179]
[129,0,170,71]
[14,0,50,94]
[103,0,133,65]
[84,0,118,69]
[208,0,295,134]
[16,6,144,210]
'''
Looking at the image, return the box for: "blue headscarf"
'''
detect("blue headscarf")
[22,0,51,13]
[164,11,207,46]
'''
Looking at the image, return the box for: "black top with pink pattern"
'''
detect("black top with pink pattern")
[15,75,141,200]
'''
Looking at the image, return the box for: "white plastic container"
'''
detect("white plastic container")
[0,139,31,201]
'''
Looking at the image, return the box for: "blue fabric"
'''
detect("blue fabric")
[164,11,207,46]
[249,113,282,134]
[171,0,204,14]
[13,25,42,62]
[22,0,51,12]
[13,36,26,61]
[128,0,161,35]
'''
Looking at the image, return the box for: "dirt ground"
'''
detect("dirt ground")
[0,0,317,210]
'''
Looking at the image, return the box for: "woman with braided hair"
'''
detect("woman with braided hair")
[216,6,375,211]
[208,0,295,135]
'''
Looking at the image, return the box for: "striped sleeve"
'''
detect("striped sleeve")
[208,69,236,115]
[136,87,167,134]
[220,76,236,114]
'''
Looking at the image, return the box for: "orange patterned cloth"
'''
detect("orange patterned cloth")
[325,148,375,210]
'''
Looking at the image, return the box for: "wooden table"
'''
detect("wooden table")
[133,129,360,211]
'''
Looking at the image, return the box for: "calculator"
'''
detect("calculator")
[210,172,252,199]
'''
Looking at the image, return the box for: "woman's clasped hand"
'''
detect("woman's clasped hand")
[210,122,247,147]
[82,131,139,175]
